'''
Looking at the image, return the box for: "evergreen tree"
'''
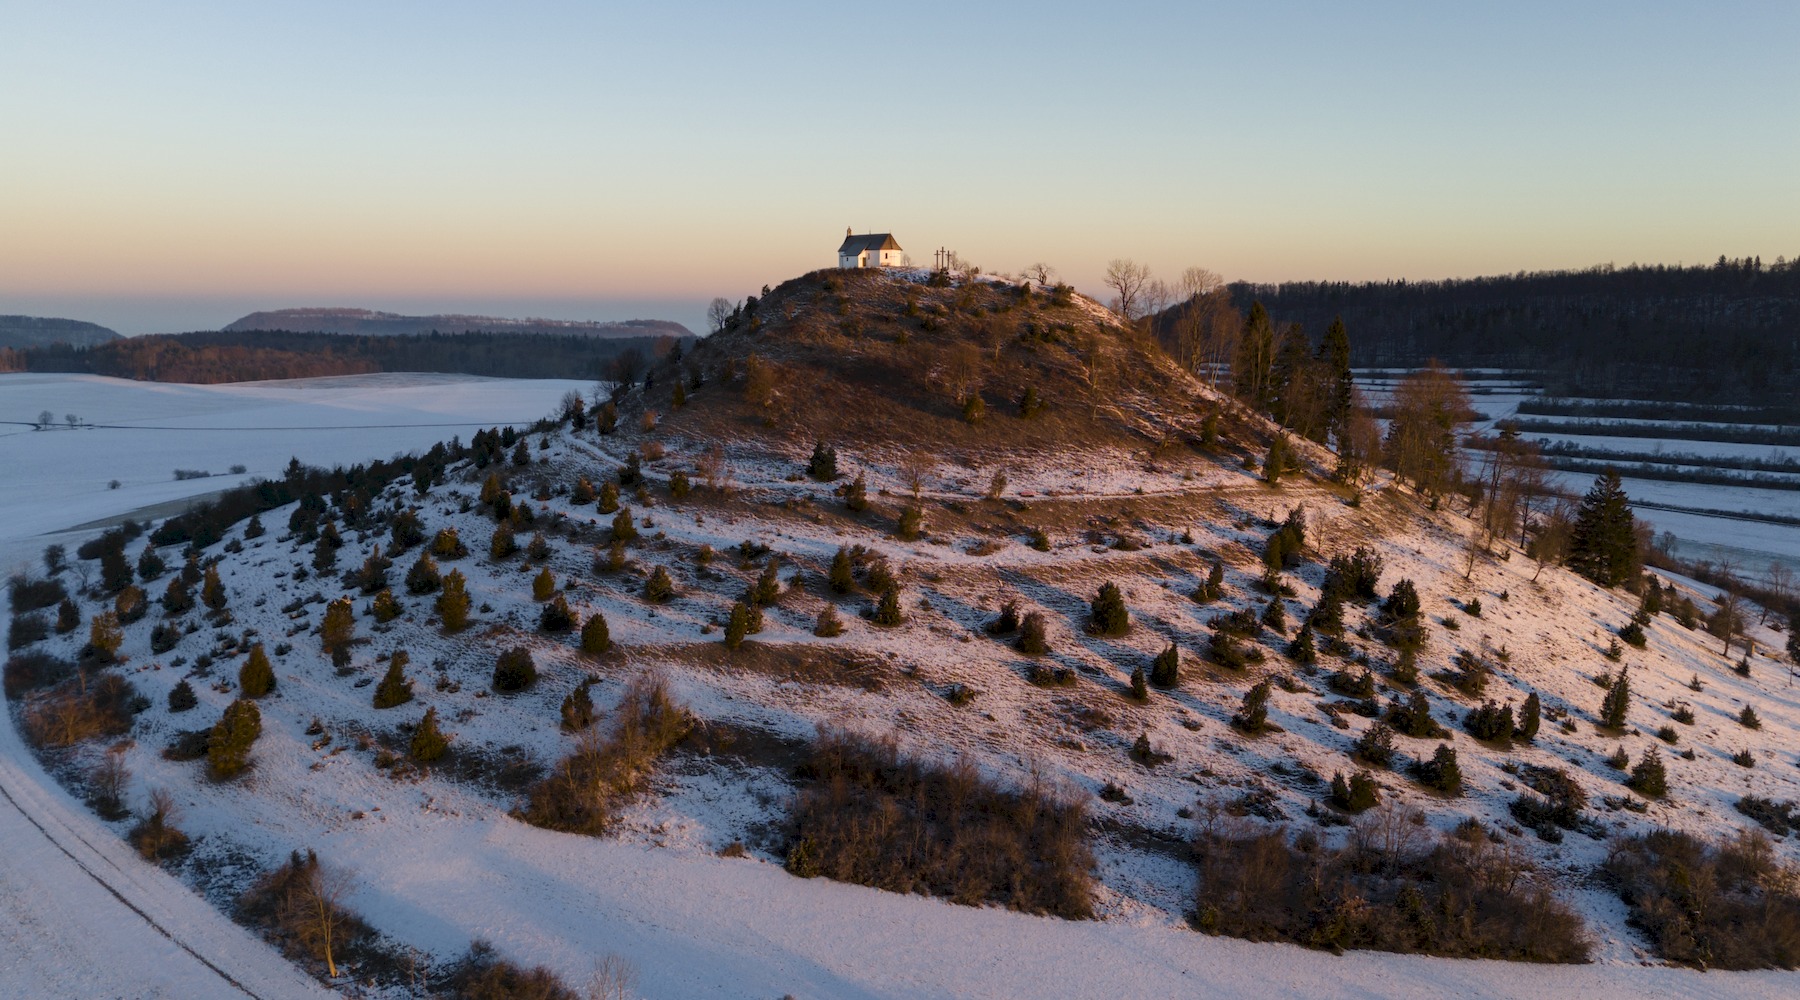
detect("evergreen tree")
[1319,316,1354,444]
[532,566,555,601]
[724,602,752,649]
[1193,560,1225,603]
[1232,679,1272,734]
[1260,597,1287,635]
[1420,744,1462,795]
[239,643,276,698]
[370,589,402,623]
[814,604,844,637]
[844,472,869,512]
[87,611,123,662]
[1567,470,1639,587]
[750,557,782,605]
[1331,770,1380,812]
[200,564,226,611]
[1232,301,1276,409]
[895,504,924,541]
[405,552,442,594]
[580,612,611,655]
[1627,747,1668,797]
[410,707,449,762]
[100,543,133,594]
[436,570,471,632]
[373,652,413,708]
[207,698,262,780]
[1739,704,1762,730]
[320,597,355,655]
[1267,322,1312,427]
[1150,643,1181,688]
[807,441,838,480]
[1516,691,1541,742]
[244,513,265,539]
[828,547,855,594]
[1599,665,1631,730]
[988,601,1021,635]
[1789,614,1800,665]
[489,522,517,559]
[644,566,676,603]
[538,594,575,632]
[871,583,905,627]
[137,546,167,582]
[1287,622,1317,664]
[1263,435,1294,485]
[598,481,620,514]
[430,528,467,559]
[491,647,536,692]
[1088,582,1130,637]
[561,680,597,731]
[612,507,638,543]
[1015,611,1050,654]
[168,679,198,713]
[160,576,194,616]
[1129,665,1149,701]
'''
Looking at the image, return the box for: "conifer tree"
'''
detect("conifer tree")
[1420,744,1462,795]
[245,513,265,539]
[489,522,517,559]
[430,528,466,559]
[161,576,194,615]
[598,481,620,514]
[532,566,555,601]
[436,570,471,632]
[88,611,123,662]
[168,679,198,713]
[1516,691,1541,742]
[1129,665,1149,701]
[807,441,838,481]
[538,594,575,633]
[828,547,855,594]
[1319,316,1354,444]
[1015,611,1050,655]
[669,470,691,499]
[1568,470,1639,587]
[1263,435,1294,485]
[1599,666,1631,730]
[750,557,782,606]
[410,707,449,762]
[239,643,276,698]
[1088,582,1130,637]
[1150,643,1181,688]
[370,589,402,623]
[1193,560,1225,603]
[405,552,441,594]
[1287,622,1317,664]
[644,566,675,603]
[612,507,638,543]
[561,679,597,731]
[814,604,844,637]
[1232,301,1276,409]
[1260,597,1287,635]
[100,543,133,594]
[844,472,869,513]
[1739,704,1762,730]
[724,602,752,649]
[491,647,536,692]
[1232,679,1272,734]
[137,546,167,582]
[207,699,262,780]
[372,651,413,709]
[1789,615,1800,665]
[871,583,905,627]
[55,598,81,634]
[320,597,355,655]
[580,612,611,655]
[1628,747,1667,797]
[895,504,924,541]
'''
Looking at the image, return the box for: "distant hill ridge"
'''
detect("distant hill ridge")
[0,315,120,350]
[225,307,691,340]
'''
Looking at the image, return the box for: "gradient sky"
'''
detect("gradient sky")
[3,1,1796,335]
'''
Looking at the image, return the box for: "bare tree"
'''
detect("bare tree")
[272,852,355,980]
[707,297,733,333]
[1138,278,1172,333]
[941,342,984,405]
[587,954,640,1000]
[1103,259,1152,322]
[1760,562,1793,625]
[1023,262,1058,286]
[695,444,732,493]
[897,451,933,499]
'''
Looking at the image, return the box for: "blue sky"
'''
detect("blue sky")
[3,1,1795,335]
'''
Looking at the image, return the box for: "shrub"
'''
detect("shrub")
[372,652,413,708]
[55,598,81,635]
[207,698,262,780]
[1087,582,1130,637]
[1232,680,1273,734]
[150,622,181,654]
[987,600,1021,635]
[561,680,596,732]
[1463,700,1513,744]
[519,674,691,835]
[86,611,123,662]
[538,594,574,633]
[128,788,191,862]
[168,679,198,712]
[20,671,138,748]
[1352,723,1398,769]
[7,613,49,651]
[1627,747,1668,797]
[1417,744,1462,795]
[489,523,517,559]
[580,613,612,655]
[1328,667,1375,699]
[437,570,471,631]
[1015,612,1050,655]
[1740,705,1762,730]
[492,647,537,692]
[1735,796,1797,838]
[445,943,581,1000]
[431,528,468,559]
[1618,620,1647,648]
[1330,770,1380,812]
[238,644,276,698]
[1385,690,1446,739]
[410,707,450,762]
[1606,829,1800,969]
[785,730,1092,919]
[8,574,68,614]
[1191,812,1589,961]
[1733,749,1756,768]
[1150,644,1180,688]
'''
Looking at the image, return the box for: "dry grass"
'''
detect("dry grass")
[19,672,138,749]
[653,640,891,692]
[1192,805,1591,962]
[784,729,1095,919]
[518,673,691,835]
[1605,828,1800,969]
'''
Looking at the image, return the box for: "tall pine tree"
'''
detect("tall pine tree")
[1568,470,1638,587]
[1319,316,1354,444]
[1232,302,1276,410]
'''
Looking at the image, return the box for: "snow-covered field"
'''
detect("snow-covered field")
[7,372,1800,999]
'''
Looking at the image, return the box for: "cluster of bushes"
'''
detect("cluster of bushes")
[518,674,691,835]
[1192,808,1589,961]
[1606,829,1800,969]
[785,729,1094,919]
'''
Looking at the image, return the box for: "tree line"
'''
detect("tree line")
[14,329,688,384]
[1222,255,1800,410]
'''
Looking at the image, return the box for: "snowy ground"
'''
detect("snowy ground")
[8,373,1800,999]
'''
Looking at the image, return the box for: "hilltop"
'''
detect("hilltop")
[224,307,691,340]
[7,266,1800,996]
[0,314,120,350]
